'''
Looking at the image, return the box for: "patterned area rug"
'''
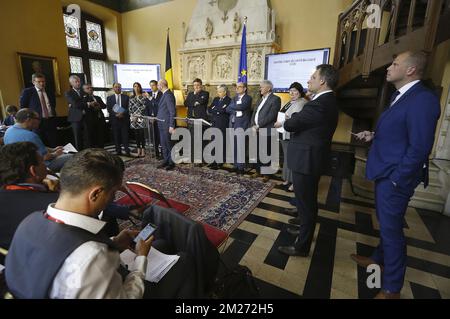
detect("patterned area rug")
[123,157,274,234]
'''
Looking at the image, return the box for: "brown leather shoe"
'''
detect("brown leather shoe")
[250,172,261,179]
[374,290,400,299]
[350,254,383,270]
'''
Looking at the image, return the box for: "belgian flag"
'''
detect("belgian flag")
[165,32,174,90]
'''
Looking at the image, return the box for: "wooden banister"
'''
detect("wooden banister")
[335,0,446,88]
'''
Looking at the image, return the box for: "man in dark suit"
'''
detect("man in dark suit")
[250,80,281,182]
[156,79,176,170]
[82,84,107,148]
[144,80,163,158]
[352,51,441,299]
[107,83,131,156]
[278,64,339,258]
[184,78,209,164]
[65,75,94,151]
[19,73,57,147]
[227,82,253,174]
[207,84,231,169]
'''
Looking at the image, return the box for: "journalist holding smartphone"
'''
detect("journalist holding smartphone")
[5,149,195,299]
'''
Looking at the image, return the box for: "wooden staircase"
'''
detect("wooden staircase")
[334,0,450,213]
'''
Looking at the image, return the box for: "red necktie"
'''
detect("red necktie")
[39,90,49,118]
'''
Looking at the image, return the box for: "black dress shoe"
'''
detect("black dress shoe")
[282,207,298,217]
[165,164,175,171]
[157,162,168,169]
[288,217,301,226]
[278,246,308,257]
[286,227,300,236]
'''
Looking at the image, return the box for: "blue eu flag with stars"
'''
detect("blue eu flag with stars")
[238,24,247,83]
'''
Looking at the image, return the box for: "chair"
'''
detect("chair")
[116,182,191,214]
[115,182,227,248]
[125,182,173,209]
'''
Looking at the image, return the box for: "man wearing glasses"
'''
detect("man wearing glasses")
[3,108,72,172]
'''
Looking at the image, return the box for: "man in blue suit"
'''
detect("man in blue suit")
[156,79,176,171]
[352,51,441,299]
[107,83,131,156]
[227,82,252,175]
[19,73,57,147]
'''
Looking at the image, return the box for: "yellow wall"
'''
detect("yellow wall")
[0,0,122,117]
[121,0,198,89]
[0,0,71,116]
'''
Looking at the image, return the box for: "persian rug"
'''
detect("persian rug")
[122,157,274,235]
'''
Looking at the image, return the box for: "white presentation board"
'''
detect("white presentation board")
[265,48,330,92]
[114,64,161,91]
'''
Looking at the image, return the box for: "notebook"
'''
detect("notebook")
[120,248,180,283]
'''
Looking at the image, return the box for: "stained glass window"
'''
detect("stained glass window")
[90,59,106,87]
[86,21,103,53]
[69,56,83,73]
[64,14,81,49]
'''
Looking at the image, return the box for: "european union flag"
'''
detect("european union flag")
[238,23,247,83]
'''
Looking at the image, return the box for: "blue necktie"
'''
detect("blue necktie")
[390,90,401,106]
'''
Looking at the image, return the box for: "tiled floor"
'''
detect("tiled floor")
[219,171,450,299]
[108,144,450,299]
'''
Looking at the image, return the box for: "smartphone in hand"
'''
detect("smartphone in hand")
[133,223,158,244]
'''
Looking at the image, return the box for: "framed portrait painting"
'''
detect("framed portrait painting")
[17,52,61,96]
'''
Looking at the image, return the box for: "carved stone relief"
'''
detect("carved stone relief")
[205,18,213,38]
[248,50,263,80]
[212,52,232,80]
[179,0,279,86]
[233,12,241,34]
[187,55,206,81]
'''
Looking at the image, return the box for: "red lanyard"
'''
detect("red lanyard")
[3,185,36,191]
[44,212,65,224]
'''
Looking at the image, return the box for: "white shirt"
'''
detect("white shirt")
[47,204,147,299]
[312,90,333,101]
[35,86,53,117]
[391,80,421,106]
[255,93,271,127]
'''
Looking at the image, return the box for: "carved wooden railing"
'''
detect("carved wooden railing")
[334,0,449,88]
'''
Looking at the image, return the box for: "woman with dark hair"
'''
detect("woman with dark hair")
[2,105,18,127]
[129,82,150,157]
[275,82,307,192]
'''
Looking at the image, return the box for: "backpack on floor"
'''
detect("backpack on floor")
[211,262,260,299]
